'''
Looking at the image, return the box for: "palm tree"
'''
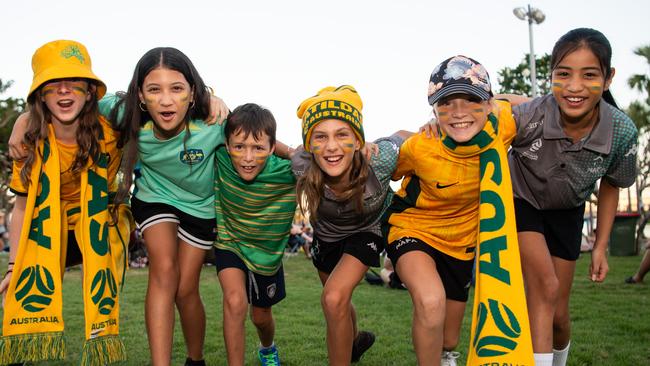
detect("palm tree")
[626,45,650,251]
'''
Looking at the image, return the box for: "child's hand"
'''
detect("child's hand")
[589,247,609,282]
[205,95,229,125]
[0,272,12,308]
[9,112,30,161]
[361,142,379,160]
[419,120,439,139]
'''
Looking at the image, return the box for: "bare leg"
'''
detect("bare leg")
[319,255,367,366]
[551,257,576,349]
[443,299,467,351]
[396,251,446,366]
[143,222,180,366]
[218,268,248,366]
[176,242,207,362]
[251,306,275,347]
[519,231,559,354]
[631,249,650,283]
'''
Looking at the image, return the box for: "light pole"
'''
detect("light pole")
[513,5,545,97]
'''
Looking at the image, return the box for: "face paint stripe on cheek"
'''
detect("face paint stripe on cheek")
[589,82,602,94]
[311,144,322,154]
[71,86,87,96]
[41,86,57,96]
[229,149,243,157]
[552,82,564,92]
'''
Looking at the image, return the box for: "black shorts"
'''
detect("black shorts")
[214,247,286,308]
[65,230,82,267]
[387,237,474,302]
[514,198,585,261]
[311,232,383,274]
[131,196,216,250]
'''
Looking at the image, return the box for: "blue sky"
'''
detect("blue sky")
[1,0,648,146]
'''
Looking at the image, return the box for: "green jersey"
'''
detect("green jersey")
[214,146,296,275]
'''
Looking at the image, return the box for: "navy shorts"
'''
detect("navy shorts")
[131,196,216,250]
[214,247,286,308]
[311,231,383,274]
[387,237,474,302]
[514,198,585,261]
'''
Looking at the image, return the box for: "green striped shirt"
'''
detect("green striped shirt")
[214,146,296,275]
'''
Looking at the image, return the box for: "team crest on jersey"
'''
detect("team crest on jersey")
[180,149,205,165]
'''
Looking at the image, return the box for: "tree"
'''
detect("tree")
[496,53,551,96]
[626,45,650,250]
[0,79,26,214]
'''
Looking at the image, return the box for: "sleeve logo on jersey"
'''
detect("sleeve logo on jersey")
[179,149,205,165]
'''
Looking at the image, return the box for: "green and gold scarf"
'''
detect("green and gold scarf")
[442,102,534,365]
[0,120,132,365]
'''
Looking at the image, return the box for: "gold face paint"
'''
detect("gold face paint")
[228,149,243,157]
[311,141,323,154]
[255,153,269,164]
[552,81,564,92]
[179,91,189,102]
[41,85,57,96]
[588,82,603,94]
[341,140,356,153]
[71,86,87,96]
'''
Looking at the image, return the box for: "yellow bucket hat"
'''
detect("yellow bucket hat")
[296,85,364,152]
[28,40,106,100]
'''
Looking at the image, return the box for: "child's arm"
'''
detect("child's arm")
[0,195,26,305]
[8,113,29,161]
[494,93,531,106]
[590,179,619,282]
[205,95,229,125]
[274,140,293,159]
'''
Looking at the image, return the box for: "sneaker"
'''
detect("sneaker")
[351,330,376,363]
[258,344,281,366]
[625,276,639,284]
[441,350,460,366]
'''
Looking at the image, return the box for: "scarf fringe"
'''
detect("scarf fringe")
[0,331,65,364]
[80,335,126,366]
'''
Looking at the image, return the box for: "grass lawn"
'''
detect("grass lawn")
[1,252,649,365]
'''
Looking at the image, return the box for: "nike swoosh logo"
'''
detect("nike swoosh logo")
[436,182,458,189]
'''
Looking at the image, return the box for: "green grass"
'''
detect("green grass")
[1,253,649,365]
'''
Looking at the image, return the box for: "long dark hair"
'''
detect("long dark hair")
[114,47,211,205]
[21,82,102,187]
[551,28,618,108]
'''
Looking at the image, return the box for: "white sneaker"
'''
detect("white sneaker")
[441,350,460,366]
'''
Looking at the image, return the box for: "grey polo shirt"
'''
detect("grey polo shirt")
[508,94,638,210]
[292,134,403,243]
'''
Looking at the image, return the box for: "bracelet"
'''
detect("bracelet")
[7,262,14,266]
[3,269,12,279]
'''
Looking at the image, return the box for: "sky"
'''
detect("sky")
[1,0,649,147]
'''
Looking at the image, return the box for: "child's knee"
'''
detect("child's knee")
[321,288,350,316]
[223,293,248,317]
[250,307,273,328]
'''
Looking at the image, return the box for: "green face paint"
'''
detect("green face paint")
[41,85,57,96]
[588,82,602,94]
[311,144,322,154]
[342,142,356,153]
[71,86,87,96]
